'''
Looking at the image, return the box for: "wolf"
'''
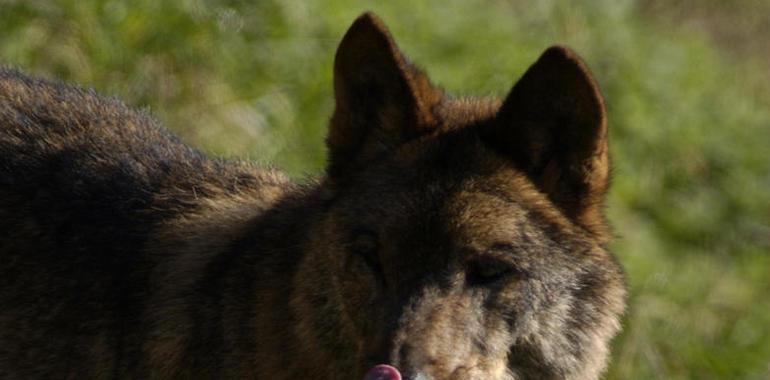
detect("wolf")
[0,11,625,380]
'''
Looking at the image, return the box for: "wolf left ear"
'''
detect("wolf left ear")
[326,12,439,179]
[484,46,610,241]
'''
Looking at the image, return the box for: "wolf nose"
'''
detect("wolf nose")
[364,364,402,380]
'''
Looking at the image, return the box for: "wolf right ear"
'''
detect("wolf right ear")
[483,46,610,241]
[326,12,439,179]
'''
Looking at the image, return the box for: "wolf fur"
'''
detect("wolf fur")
[0,12,625,380]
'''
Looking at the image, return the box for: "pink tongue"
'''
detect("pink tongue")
[364,364,402,380]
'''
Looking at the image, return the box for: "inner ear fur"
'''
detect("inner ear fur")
[326,12,440,179]
[484,46,610,241]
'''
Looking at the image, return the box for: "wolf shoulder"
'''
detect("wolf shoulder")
[0,67,290,218]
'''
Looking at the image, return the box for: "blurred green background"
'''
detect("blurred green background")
[1,0,768,378]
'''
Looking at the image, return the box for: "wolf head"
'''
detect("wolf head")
[293,12,625,380]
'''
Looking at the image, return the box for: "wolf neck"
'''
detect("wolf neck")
[143,177,326,378]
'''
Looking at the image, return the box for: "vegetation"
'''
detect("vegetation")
[2,0,768,378]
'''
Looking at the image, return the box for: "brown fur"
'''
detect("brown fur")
[0,12,625,379]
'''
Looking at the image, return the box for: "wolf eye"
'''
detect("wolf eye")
[466,258,517,287]
[350,230,378,254]
[346,230,387,287]
[349,230,380,268]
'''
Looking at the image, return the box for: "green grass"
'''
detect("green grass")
[2,0,768,378]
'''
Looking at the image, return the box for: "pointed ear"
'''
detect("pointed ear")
[326,12,439,178]
[484,46,610,241]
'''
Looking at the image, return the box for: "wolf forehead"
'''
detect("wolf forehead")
[327,139,582,252]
